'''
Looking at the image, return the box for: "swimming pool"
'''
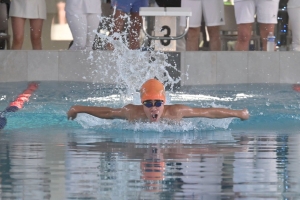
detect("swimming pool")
[1,81,300,199]
[0,82,300,199]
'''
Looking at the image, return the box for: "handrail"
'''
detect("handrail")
[139,7,192,40]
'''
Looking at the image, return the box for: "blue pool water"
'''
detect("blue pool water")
[1,81,300,199]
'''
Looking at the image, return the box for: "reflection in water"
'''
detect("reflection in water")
[234,136,278,194]
[1,141,51,199]
[1,81,299,199]
[1,130,299,199]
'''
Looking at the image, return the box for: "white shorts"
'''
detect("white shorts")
[180,0,225,27]
[234,0,279,24]
[10,0,47,19]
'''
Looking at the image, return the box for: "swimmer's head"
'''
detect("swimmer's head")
[140,79,166,122]
[140,79,166,103]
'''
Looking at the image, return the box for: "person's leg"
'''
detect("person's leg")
[86,14,100,50]
[235,23,252,51]
[29,19,44,50]
[66,12,88,50]
[259,23,275,51]
[180,0,202,51]
[207,26,221,51]
[256,0,279,51]
[202,0,224,51]
[128,0,148,49]
[186,27,200,51]
[288,7,300,51]
[129,12,142,49]
[106,9,126,50]
[233,0,255,51]
[11,17,26,50]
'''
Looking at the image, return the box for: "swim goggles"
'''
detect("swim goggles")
[143,100,164,108]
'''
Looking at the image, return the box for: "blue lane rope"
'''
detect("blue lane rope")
[0,106,19,129]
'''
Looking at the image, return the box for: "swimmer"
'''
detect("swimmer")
[67,79,249,122]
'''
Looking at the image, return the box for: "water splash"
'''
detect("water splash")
[88,11,181,97]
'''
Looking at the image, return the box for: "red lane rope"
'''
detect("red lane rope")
[9,82,39,109]
[0,82,39,129]
[293,84,300,92]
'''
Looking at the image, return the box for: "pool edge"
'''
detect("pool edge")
[0,50,299,86]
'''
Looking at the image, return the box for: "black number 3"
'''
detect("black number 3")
[160,25,171,46]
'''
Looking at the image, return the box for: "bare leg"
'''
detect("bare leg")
[29,19,44,50]
[207,26,221,51]
[186,27,200,51]
[129,12,142,50]
[11,17,26,50]
[259,23,275,51]
[106,9,126,50]
[235,23,252,51]
[57,2,67,24]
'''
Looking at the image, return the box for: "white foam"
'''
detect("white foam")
[75,113,233,132]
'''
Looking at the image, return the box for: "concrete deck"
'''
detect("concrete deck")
[0,50,299,86]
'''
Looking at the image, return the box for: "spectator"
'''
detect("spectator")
[65,0,102,50]
[9,0,46,50]
[180,0,225,51]
[287,0,300,51]
[234,0,280,51]
[106,0,149,50]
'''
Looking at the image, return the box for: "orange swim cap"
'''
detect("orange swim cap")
[140,79,166,103]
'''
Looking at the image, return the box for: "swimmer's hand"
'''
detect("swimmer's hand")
[67,106,78,120]
[240,109,250,120]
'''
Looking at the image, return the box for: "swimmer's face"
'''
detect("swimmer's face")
[142,100,164,122]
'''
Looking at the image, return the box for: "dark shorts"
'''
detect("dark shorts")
[111,0,148,13]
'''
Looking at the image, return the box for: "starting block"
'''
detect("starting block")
[139,7,192,51]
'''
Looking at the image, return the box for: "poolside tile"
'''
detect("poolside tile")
[88,50,119,84]
[0,50,298,85]
[28,51,59,81]
[248,52,280,83]
[280,52,300,84]
[58,51,97,82]
[0,50,27,82]
[181,51,217,86]
[216,52,248,84]
[0,51,10,82]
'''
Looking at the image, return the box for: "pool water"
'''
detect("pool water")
[1,81,300,199]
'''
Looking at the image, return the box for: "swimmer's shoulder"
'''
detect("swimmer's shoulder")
[122,104,145,121]
[122,104,143,114]
[165,104,191,111]
[164,104,191,119]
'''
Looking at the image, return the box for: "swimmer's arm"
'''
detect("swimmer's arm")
[177,105,249,120]
[67,105,127,120]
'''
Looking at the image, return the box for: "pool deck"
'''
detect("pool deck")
[0,50,299,86]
